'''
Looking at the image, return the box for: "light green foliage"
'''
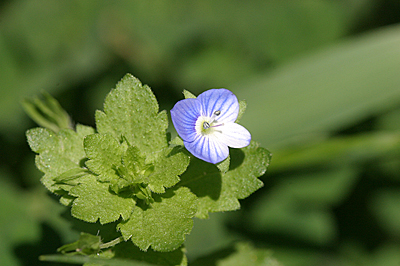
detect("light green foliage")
[70,179,135,224]
[179,141,270,219]
[25,74,270,262]
[22,91,72,132]
[95,74,169,156]
[118,187,197,252]
[182,89,197,99]
[84,133,125,182]
[26,124,95,195]
[57,232,102,255]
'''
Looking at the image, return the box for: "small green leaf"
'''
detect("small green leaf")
[70,178,136,224]
[216,155,230,174]
[170,136,184,146]
[236,100,247,123]
[58,232,101,255]
[179,141,270,219]
[117,187,197,252]
[22,91,72,132]
[54,168,90,184]
[183,90,197,99]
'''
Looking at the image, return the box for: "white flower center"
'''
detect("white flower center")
[196,110,223,135]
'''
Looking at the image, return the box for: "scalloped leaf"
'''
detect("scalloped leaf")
[178,141,270,219]
[69,177,136,224]
[84,133,124,182]
[95,74,168,157]
[117,187,197,252]
[26,124,95,192]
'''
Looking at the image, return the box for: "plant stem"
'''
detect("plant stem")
[99,236,124,249]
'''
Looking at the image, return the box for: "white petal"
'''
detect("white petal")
[215,122,251,148]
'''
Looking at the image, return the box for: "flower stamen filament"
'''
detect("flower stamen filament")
[209,110,221,124]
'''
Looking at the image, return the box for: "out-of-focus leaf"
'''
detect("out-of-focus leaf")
[370,190,400,237]
[22,91,73,132]
[39,254,159,266]
[377,107,400,131]
[236,25,400,149]
[248,192,337,245]
[191,242,282,266]
[184,212,239,261]
[247,167,359,245]
[113,242,188,266]
[367,244,400,266]
[270,132,400,173]
[0,174,40,266]
[0,0,110,133]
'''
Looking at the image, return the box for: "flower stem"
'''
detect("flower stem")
[99,236,124,249]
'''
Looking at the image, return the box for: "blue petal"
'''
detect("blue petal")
[170,98,201,142]
[184,134,229,164]
[197,89,239,123]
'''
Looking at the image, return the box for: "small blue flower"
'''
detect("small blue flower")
[171,89,251,164]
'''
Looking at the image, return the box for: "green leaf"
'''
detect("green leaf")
[58,232,101,255]
[270,132,400,173]
[0,175,41,266]
[179,141,270,219]
[235,100,247,123]
[113,242,188,266]
[90,75,189,193]
[218,243,282,266]
[216,155,230,174]
[371,190,400,237]
[84,133,125,182]
[117,187,197,252]
[39,254,159,266]
[146,146,189,193]
[191,242,282,266]
[183,89,196,99]
[170,136,184,146]
[246,167,359,245]
[26,124,95,193]
[22,91,72,132]
[69,178,136,224]
[237,25,400,149]
[95,74,168,157]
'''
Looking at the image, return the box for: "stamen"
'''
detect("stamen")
[211,123,224,128]
[209,110,221,124]
[203,121,210,129]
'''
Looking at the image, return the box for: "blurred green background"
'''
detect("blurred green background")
[1,0,400,265]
